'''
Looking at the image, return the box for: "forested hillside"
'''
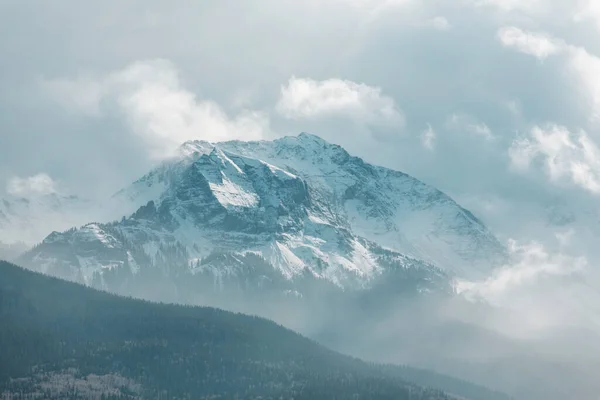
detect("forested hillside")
[0,260,459,399]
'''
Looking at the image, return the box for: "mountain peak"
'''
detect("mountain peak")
[274,132,332,148]
[25,132,506,293]
[297,132,329,143]
[177,133,339,165]
[178,140,214,158]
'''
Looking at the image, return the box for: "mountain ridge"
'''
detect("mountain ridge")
[19,133,505,304]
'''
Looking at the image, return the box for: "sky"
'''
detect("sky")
[2,0,600,328]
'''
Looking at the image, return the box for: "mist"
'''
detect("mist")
[24,234,596,400]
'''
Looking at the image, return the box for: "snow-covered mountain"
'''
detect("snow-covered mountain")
[19,133,506,301]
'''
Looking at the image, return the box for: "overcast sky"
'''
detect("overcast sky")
[2,1,598,201]
[2,0,600,323]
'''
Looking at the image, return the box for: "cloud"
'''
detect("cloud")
[509,124,600,194]
[473,0,543,13]
[337,0,412,16]
[7,173,58,197]
[425,16,451,31]
[567,47,600,122]
[574,0,600,31]
[445,113,495,140]
[497,27,564,60]
[455,239,591,334]
[555,229,575,248]
[456,239,586,303]
[496,27,600,121]
[277,77,405,128]
[506,99,521,115]
[421,124,436,150]
[43,60,271,159]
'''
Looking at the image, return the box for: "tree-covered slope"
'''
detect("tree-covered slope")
[0,260,460,400]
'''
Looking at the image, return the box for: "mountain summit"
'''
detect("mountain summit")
[20,133,506,302]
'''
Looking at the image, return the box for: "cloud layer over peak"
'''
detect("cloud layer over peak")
[42,60,271,160]
[277,77,404,128]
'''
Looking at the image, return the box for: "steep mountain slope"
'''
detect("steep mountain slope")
[19,133,504,303]
[203,133,507,276]
[0,260,490,400]
[118,133,506,276]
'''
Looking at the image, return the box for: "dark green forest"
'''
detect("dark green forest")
[0,261,507,399]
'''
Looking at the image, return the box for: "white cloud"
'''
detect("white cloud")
[567,47,600,122]
[455,239,593,335]
[445,113,495,140]
[421,123,436,150]
[506,99,521,115]
[574,0,600,31]
[555,229,575,248]
[497,28,600,122]
[497,26,564,60]
[7,173,58,197]
[109,60,269,158]
[43,59,270,159]
[456,239,586,302]
[277,77,405,127]
[473,0,543,13]
[338,0,411,13]
[470,123,494,139]
[426,16,451,31]
[509,124,600,194]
